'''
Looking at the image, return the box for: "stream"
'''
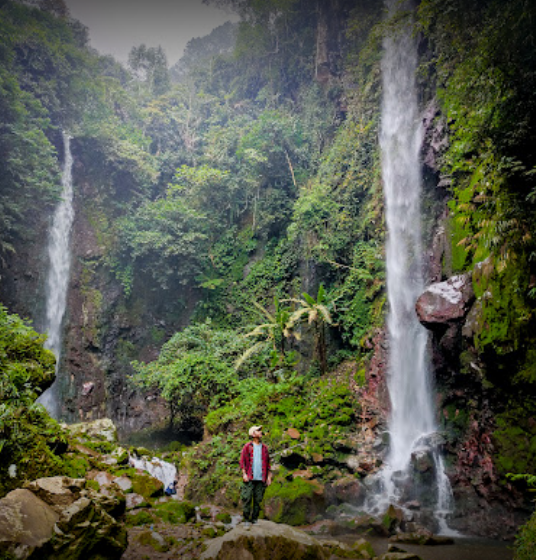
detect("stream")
[326,535,513,560]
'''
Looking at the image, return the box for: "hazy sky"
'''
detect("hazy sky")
[64,0,238,65]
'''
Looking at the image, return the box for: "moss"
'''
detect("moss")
[63,455,90,478]
[126,510,155,526]
[153,501,196,524]
[86,479,100,492]
[215,512,232,524]
[264,478,320,526]
[131,473,164,499]
[201,526,217,538]
[514,509,536,560]
[493,407,536,475]
[137,530,169,552]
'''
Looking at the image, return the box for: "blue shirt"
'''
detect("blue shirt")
[252,443,263,481]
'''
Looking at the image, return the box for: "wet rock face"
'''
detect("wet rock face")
[415,274,475,328]
[0,476,127,560]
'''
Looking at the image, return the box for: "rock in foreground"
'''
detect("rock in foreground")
[0,476,127,560]
[200,519,372,560]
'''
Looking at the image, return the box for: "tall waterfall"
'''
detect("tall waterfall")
[38,132,75,419]
[373,0,455,532]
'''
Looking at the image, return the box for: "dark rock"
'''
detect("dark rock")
[410,450,434,474]
[280,449,308,469]
[382,504,404,534]
[325,476,365,506]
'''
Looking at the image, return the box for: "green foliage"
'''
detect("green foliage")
[286,284,335,373]
[129,44,170,96]
[132,321,247,427]
[237,296,297,371]
[417,1,536,456]
[188,372,357,505]
[332,241,385,348]
[493,404,536,476]
[514,510,536,560]
[0,304,67,497]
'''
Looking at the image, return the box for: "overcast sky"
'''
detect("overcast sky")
[64,0,238,66]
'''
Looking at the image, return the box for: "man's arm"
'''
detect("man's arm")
[240,443,250,482]
[265,444,272,486]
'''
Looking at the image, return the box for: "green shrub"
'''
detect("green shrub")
[514,510,536,560]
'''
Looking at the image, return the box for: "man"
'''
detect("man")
[239,425,272,526]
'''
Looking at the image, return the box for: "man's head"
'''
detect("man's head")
[248,425,263,440]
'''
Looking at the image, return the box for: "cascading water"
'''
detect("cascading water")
[368,0,456,533]
[37,132,75,419]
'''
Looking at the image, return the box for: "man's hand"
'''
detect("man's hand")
[242,471,249,482]
[266,473,272,487]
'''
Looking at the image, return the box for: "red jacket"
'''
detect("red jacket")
[240,442,271,484]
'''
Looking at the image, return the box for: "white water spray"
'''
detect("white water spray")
[38,132,75,419]
[370,0,456,532]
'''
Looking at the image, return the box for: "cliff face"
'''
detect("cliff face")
[61,140,206,436]
[414,104,532,536]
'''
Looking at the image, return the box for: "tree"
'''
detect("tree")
[286,284,334,373]
[236,296,297,373]
[131,322,246,433]
[129,44,170,96]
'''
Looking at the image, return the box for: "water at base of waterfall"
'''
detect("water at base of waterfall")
[363,0,458,534]
[37,131,75,419]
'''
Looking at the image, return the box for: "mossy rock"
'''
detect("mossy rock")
[202,526,218,538]
[126,510,155,526]
[215,512,232,524]
[61,455,90,479]
[138,530,169,552]
[153,500,196,524]
[131,473,164,499]
[264,478,325,526]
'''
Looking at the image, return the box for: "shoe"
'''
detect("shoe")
[252,519,258,524]
[243,521,251,529]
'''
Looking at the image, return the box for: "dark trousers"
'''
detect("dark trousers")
[241,480,266,522]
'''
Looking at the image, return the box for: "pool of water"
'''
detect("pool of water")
[365,535,513,560]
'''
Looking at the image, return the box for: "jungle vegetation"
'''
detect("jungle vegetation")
[0,0,536,551]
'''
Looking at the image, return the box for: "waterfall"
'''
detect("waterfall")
[370,0,456,532]
[37,132,75,419]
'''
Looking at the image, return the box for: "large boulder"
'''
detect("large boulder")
[0,477,127,559]
[325,476,366,506]
[0,489,59,557]
[200,519,371,560]
[416,274,474,328]
[65,418,118,443]
[264,479,325,526]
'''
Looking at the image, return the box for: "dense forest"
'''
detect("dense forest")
[1,0,536,557]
